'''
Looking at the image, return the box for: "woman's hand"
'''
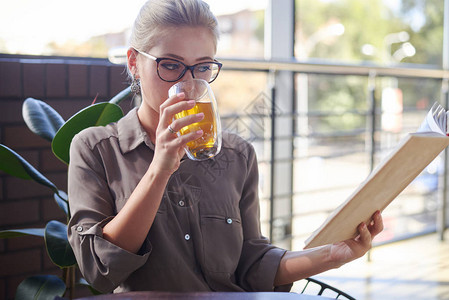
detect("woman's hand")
[274,211,384,286]
[152,92,204,175]
[329,210,384,266]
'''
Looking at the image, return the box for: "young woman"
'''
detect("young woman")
[68,0,383,294]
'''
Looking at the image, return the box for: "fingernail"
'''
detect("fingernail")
[187,100,195,105]
[196,130,203,135]
[196,112,204,118]
[177,92,185,98]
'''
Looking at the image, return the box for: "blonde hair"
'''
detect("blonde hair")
[129,0,219,52]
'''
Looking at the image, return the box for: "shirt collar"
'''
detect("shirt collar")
[117,107,155,153]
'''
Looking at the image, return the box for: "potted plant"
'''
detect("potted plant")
[0,87,131,299]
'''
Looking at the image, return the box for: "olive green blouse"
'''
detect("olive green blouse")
[67,108,291,294]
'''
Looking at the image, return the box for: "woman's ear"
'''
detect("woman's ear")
[127,48,138,77]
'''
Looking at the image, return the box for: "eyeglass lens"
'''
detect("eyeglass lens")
[157,59,220,82]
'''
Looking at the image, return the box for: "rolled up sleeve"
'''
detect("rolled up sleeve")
[67,132,151,293]
[235,144,293,292]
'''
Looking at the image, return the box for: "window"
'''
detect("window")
[295,0,444,67]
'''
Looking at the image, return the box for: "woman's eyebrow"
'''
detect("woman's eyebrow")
[195,56,214,62]
[163,53,214,62]
[163,53,184,60]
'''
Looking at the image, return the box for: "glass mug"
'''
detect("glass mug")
[168,79,222,161]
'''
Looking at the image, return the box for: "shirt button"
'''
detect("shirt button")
[76,226,83,232]
[184,234,190,241]
[226,218,233,224]
[179,200,185,207]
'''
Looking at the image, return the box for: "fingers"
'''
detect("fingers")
[357,222,372,248]
[160,92,186,112]
[151,93,205,174]
[169,112,204,133]
[165,99,196,120]
[159,92,195,126]
[159,93,205,138]
[333,211,383,264]
[159,92,206,142]
[369,210,384,236]
[172,128,203,147]
[357,211,384,248]
[157,93,205,149]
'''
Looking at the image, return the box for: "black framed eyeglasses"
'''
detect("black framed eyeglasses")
[135,48,222,83]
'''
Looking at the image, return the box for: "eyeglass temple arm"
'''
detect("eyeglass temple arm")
[134,48,157,61]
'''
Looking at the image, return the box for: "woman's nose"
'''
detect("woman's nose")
[181,67,195,81]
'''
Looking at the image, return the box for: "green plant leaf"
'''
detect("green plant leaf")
[0,228,45,239]
[54,191,69,217]
[15,275,66,300]
[52,102,124,164]
[44,220,77,268]
[22,98,65,142]
[0,144,58,193]
[109,86,132,105]
[0,144,31,180]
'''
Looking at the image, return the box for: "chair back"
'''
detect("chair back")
[301,277,356,300]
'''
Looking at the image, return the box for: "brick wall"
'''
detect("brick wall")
[0,54,133,299]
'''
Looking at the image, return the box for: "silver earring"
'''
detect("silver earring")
[131,76,141,94]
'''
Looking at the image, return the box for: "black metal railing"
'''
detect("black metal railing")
[218,57,449,249]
